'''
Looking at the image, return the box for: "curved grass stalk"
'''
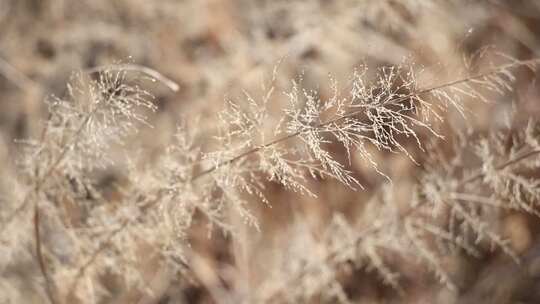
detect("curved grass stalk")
[66,58,540,302]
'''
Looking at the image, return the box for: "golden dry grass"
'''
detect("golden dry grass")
[1,1,540,303]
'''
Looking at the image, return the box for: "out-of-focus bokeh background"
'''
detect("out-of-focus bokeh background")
[2,1,540,303]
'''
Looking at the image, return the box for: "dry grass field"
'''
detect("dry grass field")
[1,1,540,303]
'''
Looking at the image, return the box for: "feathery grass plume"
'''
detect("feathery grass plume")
[3,66,160,228]
[2,55,538,303]
[399,119,540,289]
[200,58,539,200]
[71,57,538,303]
[257,119,540,303]
[0,65,176,303]
[251,58,540,303]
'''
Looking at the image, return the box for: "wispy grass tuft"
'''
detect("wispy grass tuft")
[1,57,540,303]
